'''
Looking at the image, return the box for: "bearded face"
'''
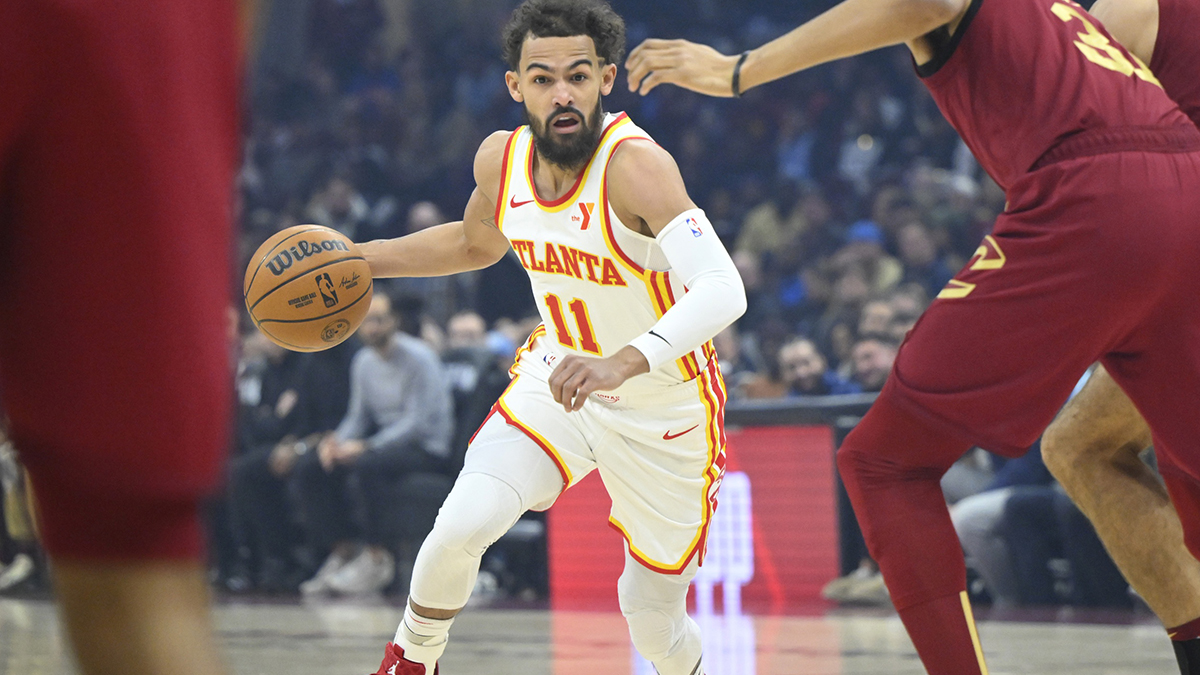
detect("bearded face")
[526,97,605,170]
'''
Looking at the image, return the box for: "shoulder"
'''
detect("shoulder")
[474,129,520,203]
[606,138,686,205]
[606,138,695,233]
[607,137,679,183]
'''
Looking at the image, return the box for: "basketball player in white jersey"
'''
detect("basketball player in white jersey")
[358,1,745,673]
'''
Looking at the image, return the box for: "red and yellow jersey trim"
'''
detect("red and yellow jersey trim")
[525,113,631,213]
[608,356,727,575]
[493,129,522,233]
[599,136,651,278]
[509,324,548,377]
[494,376,572,489]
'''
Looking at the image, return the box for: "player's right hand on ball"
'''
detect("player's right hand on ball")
[625,39,739,97]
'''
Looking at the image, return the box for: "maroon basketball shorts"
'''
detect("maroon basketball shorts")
[885,131,1200,473]
[0,0,238,561]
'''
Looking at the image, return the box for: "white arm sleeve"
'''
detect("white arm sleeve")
[626,209,747,372]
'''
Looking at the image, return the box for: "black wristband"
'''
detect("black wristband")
[732,51,751,98]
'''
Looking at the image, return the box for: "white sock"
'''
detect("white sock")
[394,603,454,669]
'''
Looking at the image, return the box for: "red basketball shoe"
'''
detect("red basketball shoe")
[371,642,438,675]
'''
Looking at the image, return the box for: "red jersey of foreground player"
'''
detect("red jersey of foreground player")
[916,0,1193,189]
[0,1,240,559]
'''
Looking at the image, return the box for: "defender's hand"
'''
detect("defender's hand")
[548,347,651,412]
[626,39,739,97]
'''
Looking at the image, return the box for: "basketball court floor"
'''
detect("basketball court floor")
[0,595,1178,674]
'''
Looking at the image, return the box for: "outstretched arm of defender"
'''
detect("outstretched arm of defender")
[549,141,747,411]
[359,132,512,278]
[625,0,970,97]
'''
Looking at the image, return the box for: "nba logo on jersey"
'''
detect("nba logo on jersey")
[686,217,703,237]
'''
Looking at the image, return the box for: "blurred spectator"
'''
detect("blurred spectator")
[296,293,453,596]
[1003,485,1132,608]
[0,424,44,593]
[778,337,860,396]
[442,310,491,398]
[384,202,477,326]
[306,176,370,239]
[897,220,955,299]
[829,220,902,294]
[226,333,308,592]
[228,336,357,593]
[712,325,762,400]
[952,443,1055,607]
[857,298,895,338]
[886,284,928,342]
[849,334,899,392]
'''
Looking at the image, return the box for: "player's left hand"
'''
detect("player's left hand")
[625,39,738,97]
[549,347,650,412]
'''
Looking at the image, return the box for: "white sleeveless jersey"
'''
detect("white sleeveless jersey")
[494,112,714,396]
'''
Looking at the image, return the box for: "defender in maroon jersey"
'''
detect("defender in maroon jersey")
[0,1,239,674]
[1038,0,1200,669]
[626,0,1200,670]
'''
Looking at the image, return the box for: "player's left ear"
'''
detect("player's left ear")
[505,70,524,103]
[600,62,617,96]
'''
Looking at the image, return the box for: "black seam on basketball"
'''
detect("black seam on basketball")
[256,323,318,352]
[244,226,329,294]
[247,256,367,313]
[254,280,371,324]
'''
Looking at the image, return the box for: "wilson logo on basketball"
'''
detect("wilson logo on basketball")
[264,239,352,276]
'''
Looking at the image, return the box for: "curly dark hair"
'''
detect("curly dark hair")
[501,0,626,70]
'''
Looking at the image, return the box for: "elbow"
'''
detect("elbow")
[731,282,748,322]
[721,277,748,327]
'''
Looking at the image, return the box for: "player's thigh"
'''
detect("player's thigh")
[483,372,598,496]
[888,190,1172,455]
[461,414,572,512]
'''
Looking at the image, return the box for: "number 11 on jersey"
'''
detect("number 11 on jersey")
[544,293,602,355]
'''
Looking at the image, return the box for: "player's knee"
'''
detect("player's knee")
[617,569,690,662]
[1041,420,1079,482]
[623,607,678,662]
[425,473,521,557]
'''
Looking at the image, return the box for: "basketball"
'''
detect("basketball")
[244,224,373,352]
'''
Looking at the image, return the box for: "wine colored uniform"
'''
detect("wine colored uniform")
[889,0,1200,458]
[0,0,240,560]
[1128,0,1200,560]
[1150,0,1200,129]
[835,0,1200,671]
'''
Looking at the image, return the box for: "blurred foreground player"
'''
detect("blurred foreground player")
[0,2,239,675]
[361,1,745,672]
[627,0,1200,670]
[1040,0,1200,670]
